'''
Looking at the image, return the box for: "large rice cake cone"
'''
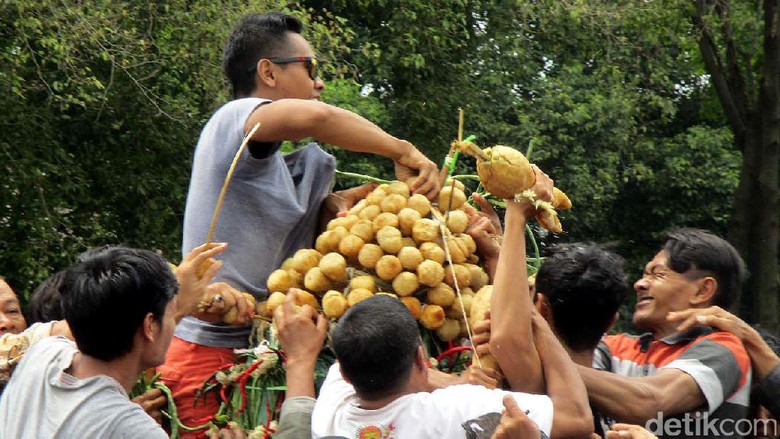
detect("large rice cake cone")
[477,145,535,199]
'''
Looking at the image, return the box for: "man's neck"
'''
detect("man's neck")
[251,88,279,101]
[356,373,428,410]
[651,323,680,340]
[565,346,594,368]
[69,352,143,393]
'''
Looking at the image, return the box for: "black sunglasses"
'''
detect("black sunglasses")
[266,56,319,80]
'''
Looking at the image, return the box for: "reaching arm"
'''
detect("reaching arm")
[606,424,659,439]
[668,306,780,380]
[578,365,705,424]
[274,289,328,399]
[426,365,501,391]
[272,290,327,439]
[489,166,553,393]
[491,395,543,439]
[533,314,593,439]
[465,193,502,280]
[172,242,227,323]
[668,306,780,418]
[246,99,440,199]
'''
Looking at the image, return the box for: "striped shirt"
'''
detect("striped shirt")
[594,326,751,439]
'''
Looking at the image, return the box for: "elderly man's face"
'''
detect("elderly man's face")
[0,279,26,335]
[632,251,700,338]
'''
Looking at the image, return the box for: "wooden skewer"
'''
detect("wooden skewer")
[206,123,261,244]
[439,109,465,186]
[458,108,464,144]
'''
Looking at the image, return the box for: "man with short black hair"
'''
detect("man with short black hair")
[314,295,574,438]
[531,243,630,437]
[0,243,224,438]
[534,243,628,359]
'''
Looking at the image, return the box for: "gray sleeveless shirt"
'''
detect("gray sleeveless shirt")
[177,98,335,347]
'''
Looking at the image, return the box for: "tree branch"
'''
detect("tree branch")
[716,0,753,111]
[690,0,748,146]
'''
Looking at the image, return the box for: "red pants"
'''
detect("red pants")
[158,337,236,439]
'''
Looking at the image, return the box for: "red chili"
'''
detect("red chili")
[265,397,273,424]
[436,345,473,363]
[190,414,215,425]
[220,384,230,403]
[236,360,264,414]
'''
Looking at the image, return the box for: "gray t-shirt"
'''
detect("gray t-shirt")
[0,336,166,439]
[178,98,336,347]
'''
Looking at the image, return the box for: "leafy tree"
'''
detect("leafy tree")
[686,0,779,331]
[0,0,355,300]
[3,0,772,334]
[306,1,742,310]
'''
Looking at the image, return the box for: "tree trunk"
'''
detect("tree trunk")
[699,0,779,332]
[727,120,760,317]
[754,0,779,333]
[729,119,778,333]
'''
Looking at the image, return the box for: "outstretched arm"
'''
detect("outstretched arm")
[533,314,594,439]
[173,242,227,323]
[489,166,552,393]
[578,365,704,424]
[491,395,542,439]
[246,99,440,199]
[668,306,780,380]
[606,424,658,439]
[272,289,328,439]
[465,193,502,280]
[668,306,780,418]
[274,289,328,399]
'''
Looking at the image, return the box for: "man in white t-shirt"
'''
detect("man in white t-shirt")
[0,243,225,438]
[312,292,594,439]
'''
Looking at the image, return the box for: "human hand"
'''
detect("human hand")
[667,306,780,379]
[174,242,227,321]
[320,183,378,228]
[131,387,167,426]
[491,395,541,439]
[274,289,328,367]
[667,306,751,338]
[394,142,440,201]
[465,194,503,261]
[459,364,502,389]
[194,282,255,325]
[507,165,554,219]
[472,310,492,358]
[605,424,658,439]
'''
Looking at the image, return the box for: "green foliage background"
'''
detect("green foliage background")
[2,1,770,330]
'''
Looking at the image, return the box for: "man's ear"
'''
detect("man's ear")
[141,313,156,342]
[691,276,718,306]
[535,293,553,322]
[256,59,277,88]
[415,345,427,371]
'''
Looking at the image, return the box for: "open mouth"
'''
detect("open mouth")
[636,296,654,307]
